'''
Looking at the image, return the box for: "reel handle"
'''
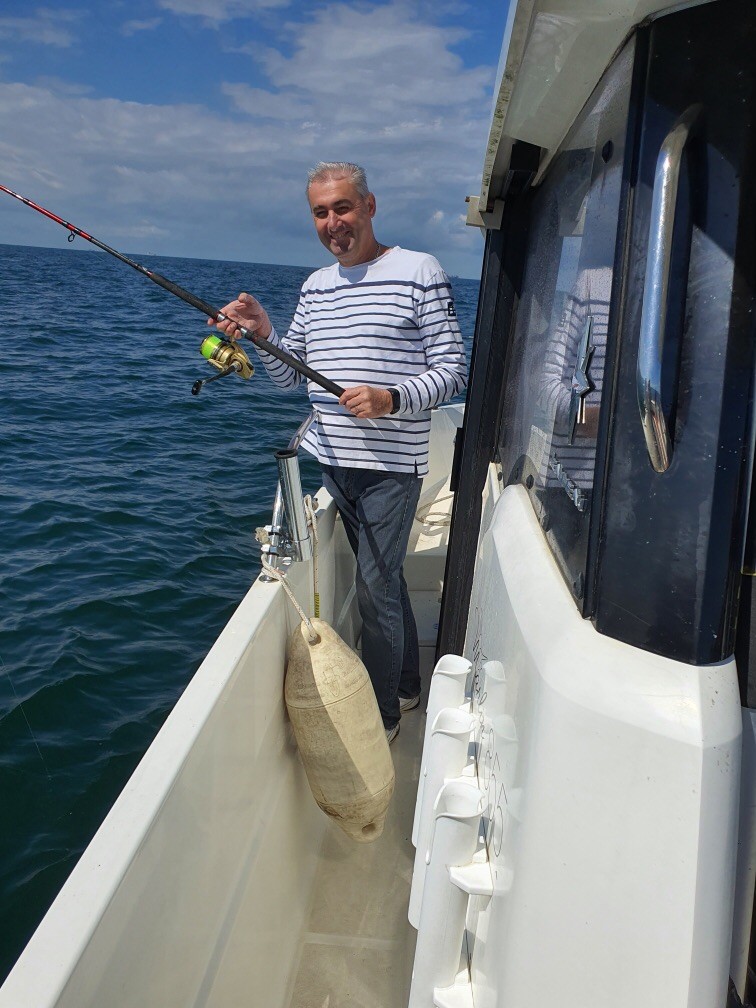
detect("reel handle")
[191,362,238,396]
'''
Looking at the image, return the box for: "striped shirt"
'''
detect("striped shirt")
[254,246,468,476]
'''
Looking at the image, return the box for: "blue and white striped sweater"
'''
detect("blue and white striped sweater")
[253,247,467,476]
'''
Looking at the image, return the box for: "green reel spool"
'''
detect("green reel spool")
[192,334,254,395]
[200,334,224,360]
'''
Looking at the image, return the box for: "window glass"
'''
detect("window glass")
[497,40,634,599]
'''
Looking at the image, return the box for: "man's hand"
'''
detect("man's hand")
[340,385,393,419]
[208,292,272,341]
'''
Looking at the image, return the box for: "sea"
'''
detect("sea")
[0,242,479,983]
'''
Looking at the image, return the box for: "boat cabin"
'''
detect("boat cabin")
[1,1,755,1006]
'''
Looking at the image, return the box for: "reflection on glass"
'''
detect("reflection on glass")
[497,40,633,594]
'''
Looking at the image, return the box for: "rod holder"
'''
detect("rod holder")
[275,449,312,563]
[409,708,476,927]
[412,654,472,847]
[408,780,485,1008]
[480,659,506,701]
[260,412,316,579]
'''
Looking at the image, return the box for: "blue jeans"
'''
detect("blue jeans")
[322,465,422,730]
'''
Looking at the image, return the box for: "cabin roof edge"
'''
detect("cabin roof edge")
[478,0,717,208]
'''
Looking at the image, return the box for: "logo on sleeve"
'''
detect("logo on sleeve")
[447,300,457,318]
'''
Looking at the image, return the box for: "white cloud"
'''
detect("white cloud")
[0,1,490,277]
[245,5,489,113]
[32,76,93,96]
[219,2,492,272]
[221,83,304,121]
[157,0,289,21]
[0,8,81,48]
[120,18,163,37]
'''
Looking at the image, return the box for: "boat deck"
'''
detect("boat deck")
[287,652,431,1008]
[286,480,450,1007]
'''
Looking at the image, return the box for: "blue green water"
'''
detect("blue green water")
[0,242,478,981]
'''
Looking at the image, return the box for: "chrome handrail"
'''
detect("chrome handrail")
[637,105,699,473]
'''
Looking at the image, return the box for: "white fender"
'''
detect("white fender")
[285,618,395,843]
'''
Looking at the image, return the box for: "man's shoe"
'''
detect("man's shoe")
[399,693,421,712]
[385,724,400,745]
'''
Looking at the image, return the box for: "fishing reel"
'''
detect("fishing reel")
[191,335,254,396]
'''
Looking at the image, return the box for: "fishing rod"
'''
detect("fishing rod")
[0,183,345,398]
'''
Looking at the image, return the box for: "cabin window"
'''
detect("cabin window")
[497,39,634,602]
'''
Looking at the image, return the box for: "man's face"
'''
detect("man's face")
[307,177,377,268]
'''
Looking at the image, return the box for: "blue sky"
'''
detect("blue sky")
[0,1,508,278]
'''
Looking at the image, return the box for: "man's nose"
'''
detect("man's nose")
[327,211,343,230]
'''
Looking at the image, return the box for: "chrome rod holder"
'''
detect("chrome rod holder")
[260,412,315,578]
[275,448,313,563]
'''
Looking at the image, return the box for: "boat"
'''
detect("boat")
[2,0,755,1005]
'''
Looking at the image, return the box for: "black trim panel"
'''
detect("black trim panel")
[437,197,530,659]
[594,1,756,663]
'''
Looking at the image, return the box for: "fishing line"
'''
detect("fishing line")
[0,654,52,782]
[0,184,345,398]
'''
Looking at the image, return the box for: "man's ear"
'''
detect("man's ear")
[367,193,376,217]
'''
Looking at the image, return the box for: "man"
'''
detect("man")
[211,161,467,742]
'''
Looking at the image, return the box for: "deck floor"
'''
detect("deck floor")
[285,645,434,1008]
[286,481,449,1008]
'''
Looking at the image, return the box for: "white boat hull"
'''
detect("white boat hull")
[463,479,741,1008]
[0,405,463,1008]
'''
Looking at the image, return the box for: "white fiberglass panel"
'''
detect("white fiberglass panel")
[480,0,714,201]
[0,504,352,1008]
[465,483,741,1008]
[0,406,460,1008]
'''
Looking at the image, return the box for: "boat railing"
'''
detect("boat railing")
[260,410,315,578]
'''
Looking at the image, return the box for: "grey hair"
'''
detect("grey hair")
[306,162,370,199]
